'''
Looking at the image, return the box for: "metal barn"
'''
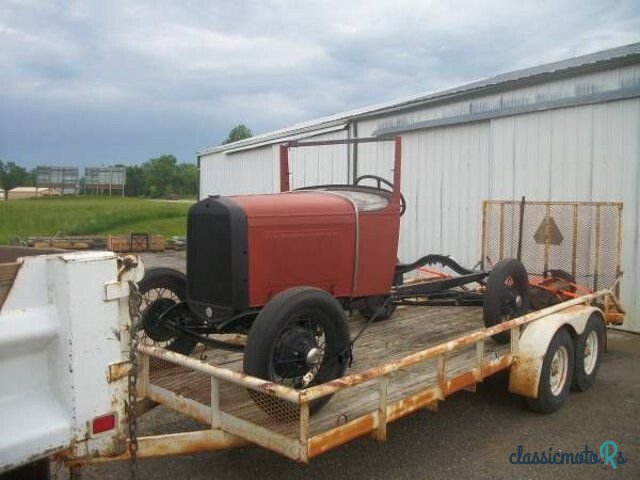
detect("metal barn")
[198,43,640,333]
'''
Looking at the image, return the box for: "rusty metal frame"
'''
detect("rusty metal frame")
[67,290,615,465]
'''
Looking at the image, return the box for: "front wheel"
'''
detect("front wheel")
[137,267,197,356]
[243,287,350,414]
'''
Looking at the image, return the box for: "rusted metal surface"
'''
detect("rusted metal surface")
[220,411,305,461]
[67,430,248,464]
[138,345,300,403]
[301,290,612,403]
[107,361,131,383]
[145,383,211,424]
[307,413,376,458]
[306,352,512,460]
[508,356,541,398]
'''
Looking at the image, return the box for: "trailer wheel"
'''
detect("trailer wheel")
[526,328,574,414]
[572,314,605,392]
[244,287,350,414]
[483,258,529,344]
[138,267,197,356]
[359,295,396,321]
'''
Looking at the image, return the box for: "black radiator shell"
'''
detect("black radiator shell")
[186,196,248,318]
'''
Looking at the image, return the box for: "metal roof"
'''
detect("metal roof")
[199,42,640,156]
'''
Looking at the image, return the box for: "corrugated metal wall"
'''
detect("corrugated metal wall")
[355,99,639,332]
[199,129,350,196]
[199,145,278,196]
[288,129,350,189]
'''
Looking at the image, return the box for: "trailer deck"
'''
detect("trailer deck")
[147,305,508,435]
[131,292,614,464]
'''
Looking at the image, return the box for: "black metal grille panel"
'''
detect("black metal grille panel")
[188,212,233,306]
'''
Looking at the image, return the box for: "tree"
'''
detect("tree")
[222,124,253,145]
[0,160,34,200]
[125,165,145,197]
[141,155,178,198]
[175,163,198,197]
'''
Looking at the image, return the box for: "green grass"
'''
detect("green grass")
[0,197,193,244]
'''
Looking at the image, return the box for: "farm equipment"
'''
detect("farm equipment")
[137,137,530,412]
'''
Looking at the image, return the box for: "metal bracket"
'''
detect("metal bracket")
[104,281,130,301]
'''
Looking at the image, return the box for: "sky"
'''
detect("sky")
[1,0,639,168]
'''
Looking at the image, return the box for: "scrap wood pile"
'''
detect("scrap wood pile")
[10,234,187,252]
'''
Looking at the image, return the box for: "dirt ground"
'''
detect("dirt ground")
[70,251,640,479]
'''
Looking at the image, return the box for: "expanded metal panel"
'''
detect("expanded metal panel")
[482,201,623,293]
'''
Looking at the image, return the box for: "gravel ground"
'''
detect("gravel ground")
[69,251,640,479]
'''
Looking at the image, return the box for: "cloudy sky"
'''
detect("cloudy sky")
[1,0,639,168]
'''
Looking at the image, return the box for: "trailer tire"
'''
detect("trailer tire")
[572,314,605,392]
[138,267,197,356]
[526,328,574,414]
[244,287,350,415]
[483,258,529,344]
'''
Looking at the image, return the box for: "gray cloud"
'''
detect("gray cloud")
[1,0,639,167]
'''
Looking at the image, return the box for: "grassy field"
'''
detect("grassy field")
[0,197,193,244]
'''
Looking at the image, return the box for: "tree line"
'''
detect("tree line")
[0,156,198,199]
[0,124,253,200]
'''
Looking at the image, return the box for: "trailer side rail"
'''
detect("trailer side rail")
[136,290,616,463]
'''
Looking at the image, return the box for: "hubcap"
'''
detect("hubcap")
[271,315,327,389]
[306,347,321,367]
[142,298,178,342]
[583,330,598,375]
[549,346,569,396]
[514,295,523,308]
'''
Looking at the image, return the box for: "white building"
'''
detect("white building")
[198,43,640,332]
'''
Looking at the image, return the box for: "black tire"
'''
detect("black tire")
[359,295,396,321]
[138,267,197,356]
[526,328,575,414]
[483,258,529,344]
[244,287,350,414]
[572,314,606,392]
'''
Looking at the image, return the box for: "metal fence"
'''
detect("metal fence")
[481,201,623,294]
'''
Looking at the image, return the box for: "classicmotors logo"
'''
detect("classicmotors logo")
[509,440,628,470]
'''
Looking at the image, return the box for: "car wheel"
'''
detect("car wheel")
[244,287,350,415]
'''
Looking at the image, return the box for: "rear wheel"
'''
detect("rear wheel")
[572,314,605,392]
[137,267,197,356]
[526,328,574,413]
[358,295,396,321]
[244,287,350,414]
[483,258,529,344]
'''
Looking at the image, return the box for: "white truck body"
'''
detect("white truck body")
[0,250,142,472]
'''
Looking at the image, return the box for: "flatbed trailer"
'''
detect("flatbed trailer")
[74,288,619,467]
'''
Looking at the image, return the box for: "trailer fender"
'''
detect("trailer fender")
[508,305,604,399]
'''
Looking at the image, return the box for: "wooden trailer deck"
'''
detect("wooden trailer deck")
[140,304,512,459]
[120,290,617,465]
